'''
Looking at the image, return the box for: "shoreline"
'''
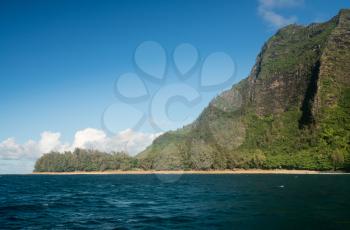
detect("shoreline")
[31,169,348,175]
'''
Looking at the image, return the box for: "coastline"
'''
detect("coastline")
[32,169,347,175]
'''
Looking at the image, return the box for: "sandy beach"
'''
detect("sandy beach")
[32,169,347,175]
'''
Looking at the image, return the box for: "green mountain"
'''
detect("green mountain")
[137,9,350,171]
[34,10,350,172]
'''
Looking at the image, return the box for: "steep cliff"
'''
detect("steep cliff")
[137,10,350,171]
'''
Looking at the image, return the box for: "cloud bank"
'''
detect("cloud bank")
[258,0,303,28]
[0,128,161,161]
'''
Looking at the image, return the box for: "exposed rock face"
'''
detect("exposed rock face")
[317,10,350,108]
[245,17,337,119]
[138,10,350,171]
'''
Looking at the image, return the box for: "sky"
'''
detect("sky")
[1,0,349,174]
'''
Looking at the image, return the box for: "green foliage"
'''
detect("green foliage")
[189,139,215,170]
[331,149,345,171]
[260,20,336,77]
[34,10,350,172]
[34,149,136,172]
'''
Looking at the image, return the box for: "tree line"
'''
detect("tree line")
[34,149,137,172]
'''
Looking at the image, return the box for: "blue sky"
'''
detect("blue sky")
[0,0,349,173]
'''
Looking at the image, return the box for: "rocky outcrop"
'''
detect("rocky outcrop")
[138,10,350,171]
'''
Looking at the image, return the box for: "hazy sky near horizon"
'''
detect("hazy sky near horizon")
[1,0,349,173]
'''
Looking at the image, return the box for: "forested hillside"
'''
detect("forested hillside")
[35,10,350,172]
[136,9,350,171]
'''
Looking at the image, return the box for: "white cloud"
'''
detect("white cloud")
[0,128,161,163]
[72,128,107,149]
[0,138,24,160]
[258,0,303,28]
[110,129,161,155]
[259,0,303,8]
[39,131,65,154]
[68,128,161,156]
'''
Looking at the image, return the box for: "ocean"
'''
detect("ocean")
[0,174,349,229]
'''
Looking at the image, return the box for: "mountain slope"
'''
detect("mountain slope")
[137,9,350,171]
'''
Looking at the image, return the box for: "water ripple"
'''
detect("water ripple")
[0,174,350,229]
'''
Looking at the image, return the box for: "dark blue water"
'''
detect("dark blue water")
[0,174,349,229]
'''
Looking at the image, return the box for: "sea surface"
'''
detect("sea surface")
[0,174,349,229]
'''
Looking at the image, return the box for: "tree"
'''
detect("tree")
[331,149,344,171]
[251,149,266,168]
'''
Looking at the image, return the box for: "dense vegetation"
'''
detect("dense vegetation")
[34,10,350,172]
[34,149,137,172]
[136,9,350,172]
